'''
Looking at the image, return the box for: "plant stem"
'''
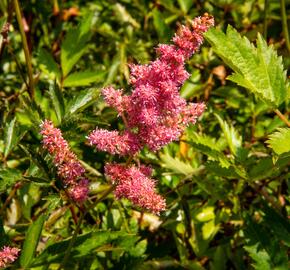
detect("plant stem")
[274,109,290,127]
[57,186,114,269]
[57,211,85,270]
[13,0,34,98]
[263,0,268,38]
[280,0,290,53]
[0,182,22,216]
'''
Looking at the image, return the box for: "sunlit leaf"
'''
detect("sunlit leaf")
[205,26,288,107]
[20,215,46,268]
[63,70,106,87]
[267,127,290,155]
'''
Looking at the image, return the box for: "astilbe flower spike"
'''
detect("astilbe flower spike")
[0,246,20,269]
[105,164,166,215]
[88,14,214,214]
[40,120,89,203]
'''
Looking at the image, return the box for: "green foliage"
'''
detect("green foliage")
[0,0,289,269]
[61,13,94,77]
[20,215,46,268]
[267,127,290,155]
[63,70,106,87]
[0,168,22,192]
[205,26,288,108]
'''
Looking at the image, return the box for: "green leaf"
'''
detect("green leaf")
[244,217,288,270]
[65,88,99,116]
[262,204,290,247]
[113,3,140,28]
[187,134,231,168]
[215,114,242,156]
[61,14,94,77]
[32,231,139,266]
[0,168,22,192]
[160,152,203,175]
[205,26,288,107]
[4,118,26,158]
[266,128,290,155]
[19,144,50,180]
[63,70,106,87]
[177,0,193,13]
[152,8,171,42]
[38,48,60,80]
[20,215,46,268]
[48,82,65,124]
[180,70,202,99]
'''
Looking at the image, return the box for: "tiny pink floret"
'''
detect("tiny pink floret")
[0,246,20,268]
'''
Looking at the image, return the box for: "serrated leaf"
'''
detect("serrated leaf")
[20,95,45,127]
[38,48,60,80]
[205,161,241,179]
[0,168,22,192]
[63,70,106,87]
[266,128,290,155]
[48,82,65,124]
[160,152,202,175]
[61,14,93,77]
[19,144,50,180]
[262,204,290,247]
[187,134,231,168]
[244,217,288,270]
[20,215,46,268]
[205,26,288,107]
[65,88,99,116]
[215,114,242,156]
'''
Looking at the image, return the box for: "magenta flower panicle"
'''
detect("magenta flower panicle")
[89,14,213,153]
[87,14,214,214]
[0,246,20,269]
[40,120,89,203]
[105,163,166,215]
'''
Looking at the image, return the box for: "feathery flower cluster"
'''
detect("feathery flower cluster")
[87,14,214,214]
[89,14,213,153]
[0,246,20,269]
[40,120,89,203]
[105,164,166,214]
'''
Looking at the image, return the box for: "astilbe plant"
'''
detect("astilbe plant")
[87,14,214,215]
[0,246,20,269]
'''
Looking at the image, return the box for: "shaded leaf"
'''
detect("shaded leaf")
[38,48,60,80]
[0,168,22,192]
[4,118,25,158]
[244,217,288,270]
[48,82,65,124]
[32,231,139,266]
[61,14,94,77]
